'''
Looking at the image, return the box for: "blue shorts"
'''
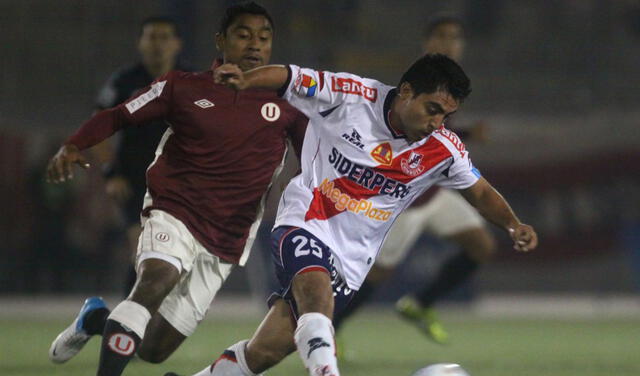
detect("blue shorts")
[268,226,355,320]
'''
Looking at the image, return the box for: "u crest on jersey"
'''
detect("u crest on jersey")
[261,102,281,122]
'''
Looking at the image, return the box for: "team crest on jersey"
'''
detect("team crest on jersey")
[261,102,281,122]
[297,74,318,97]
[400,151,425,177]
[370,142,393,166]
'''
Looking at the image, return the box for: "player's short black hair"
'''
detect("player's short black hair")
[423,13,464,39]
[140,16,180,37]
[218,1,274,35]
[399,54,471,102]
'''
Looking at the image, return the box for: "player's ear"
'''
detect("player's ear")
[398,82,414,100]
[215,32,225,52]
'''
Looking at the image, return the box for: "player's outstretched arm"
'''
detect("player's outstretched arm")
[460,177,538,252]
[46,144,90,183]
[214,64,288,91]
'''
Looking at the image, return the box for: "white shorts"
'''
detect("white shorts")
[375,189,485,268]
[136,210,234,336]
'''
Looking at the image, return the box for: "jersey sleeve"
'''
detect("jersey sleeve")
[279,64,381,118]
[435,130,482,190]
[67,71,176,150]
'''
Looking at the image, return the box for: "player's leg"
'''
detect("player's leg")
[139,249,234,363]
[291,270,340,375]
[397,189,495,343]
[47,256,180,367]
[332,206,424,331]
[95,257,180,376]
[183,298,296,376]
[413,226,495,307]
[94,209,205,376]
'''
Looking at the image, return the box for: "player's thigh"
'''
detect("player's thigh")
[292,270,334,317]
[375,206,427,269]
[246,298,297,370]
[270,226,354,321]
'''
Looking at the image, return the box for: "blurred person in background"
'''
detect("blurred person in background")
[332,14,497,345]
[97,16,186,296]
[45,3,307,376]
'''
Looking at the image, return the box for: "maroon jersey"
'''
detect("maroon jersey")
[67,62,308,264]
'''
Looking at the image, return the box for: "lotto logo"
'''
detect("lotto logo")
[331,77,377,102]
[107,333,135,356]
[194,99,215,108]
[155,232,170,242]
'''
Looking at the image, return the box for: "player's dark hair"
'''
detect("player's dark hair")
[140,16,180,37]
[423,13,464,39]
[219,1,274,35]
[399,54,471,102]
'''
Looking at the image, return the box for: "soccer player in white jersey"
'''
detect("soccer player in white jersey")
[169,54,537,376]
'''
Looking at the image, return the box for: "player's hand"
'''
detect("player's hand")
[214,63,247,90]
[508,224,538,252]
[106,175,132,203]
[46,144,90,183]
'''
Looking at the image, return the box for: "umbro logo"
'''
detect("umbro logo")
[194,99,215,108]
[341,129,365,149]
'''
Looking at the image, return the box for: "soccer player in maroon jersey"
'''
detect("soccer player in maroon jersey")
[46,3,307,376]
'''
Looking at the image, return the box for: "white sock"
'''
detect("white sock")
[294,313,340,376]
[107,300,151,339]
[193,340,261,376]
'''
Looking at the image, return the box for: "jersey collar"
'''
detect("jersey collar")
[383,88,406,139]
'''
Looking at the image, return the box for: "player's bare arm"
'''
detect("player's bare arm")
[460,177,538,252]
[214,63,288,91]
[46,143,90,183]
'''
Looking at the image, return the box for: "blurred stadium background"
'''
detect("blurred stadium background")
[1,1,639,375]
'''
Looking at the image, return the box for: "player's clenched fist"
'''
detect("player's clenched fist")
[46,144,90,183]
[509,224,538,252]
[214,63,247,90]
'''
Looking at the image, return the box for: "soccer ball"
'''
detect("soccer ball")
[412,363,470,376]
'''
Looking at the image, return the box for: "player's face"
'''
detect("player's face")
[396,83,459,143]
[422,22,465,61]
[216,14,273,72]
[138,23,182,67]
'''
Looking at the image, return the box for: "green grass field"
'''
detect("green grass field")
[1,313,639,376]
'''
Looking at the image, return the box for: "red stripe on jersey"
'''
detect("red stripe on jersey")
[318,71,325,91]
[296,265,330,276]
[304,137,451,221]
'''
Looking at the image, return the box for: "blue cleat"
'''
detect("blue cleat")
[48,296,107,363]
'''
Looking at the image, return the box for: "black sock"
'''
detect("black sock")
[416,251,479,308]
[97,319,141,376]
[333,280,377,331]
[82,308,110,335]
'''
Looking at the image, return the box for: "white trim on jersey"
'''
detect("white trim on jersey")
[125,80,167,114]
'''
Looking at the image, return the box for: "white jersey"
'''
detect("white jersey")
[274,65,481,290]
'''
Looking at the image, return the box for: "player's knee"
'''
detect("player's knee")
[129,259,180,309]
